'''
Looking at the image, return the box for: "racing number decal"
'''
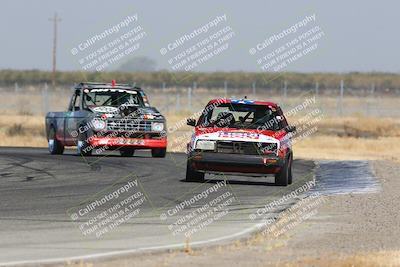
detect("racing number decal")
[218,132,259,139]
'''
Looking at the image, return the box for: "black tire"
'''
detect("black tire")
[275,157,289,186]
[151,148,166,158]
[77,131,92,156]
[120,148,135,157]
[48,127,64,155]
[185,159,205,182]
[288,154,293,185]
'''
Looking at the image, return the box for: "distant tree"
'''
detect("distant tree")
[116,56,157,72]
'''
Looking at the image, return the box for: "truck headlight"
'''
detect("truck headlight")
[195,140,216,151]
[151,122,164,132]
[92,118,106,131]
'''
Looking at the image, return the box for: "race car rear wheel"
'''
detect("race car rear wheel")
[120,148,135,157]
[48,127,64,155]
[151,148,166,158]
[275,157,290,186]
[185,160,205,182]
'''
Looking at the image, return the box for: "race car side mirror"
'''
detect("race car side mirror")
[286,125,296,132]
[187,118,196,127]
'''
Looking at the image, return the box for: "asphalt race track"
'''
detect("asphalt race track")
[0,147,315,265]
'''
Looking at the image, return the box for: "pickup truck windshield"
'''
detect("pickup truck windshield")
[83,90,145,108]
[199,103,283,130]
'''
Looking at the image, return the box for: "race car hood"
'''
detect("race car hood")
[88,106,120,114]
[194,128,284,143]
[88,106,164,120]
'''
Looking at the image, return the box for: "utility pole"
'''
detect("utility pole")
[187,87,192,110]
[224,81,228,98]
[283,80,287,100]
[339,80,344,116]
[49,13,61,88]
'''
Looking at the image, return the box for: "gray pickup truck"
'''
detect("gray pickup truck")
[45,82,167,157]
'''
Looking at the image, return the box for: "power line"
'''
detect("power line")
[49,12,61,88]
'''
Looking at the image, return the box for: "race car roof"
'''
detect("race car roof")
[76,82,142,91]
[207,98,279,108]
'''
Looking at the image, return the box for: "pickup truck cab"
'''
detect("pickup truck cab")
[45,81,167,157]
[185,98,296,186]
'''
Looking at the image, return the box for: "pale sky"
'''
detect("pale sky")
[0,0,399,73]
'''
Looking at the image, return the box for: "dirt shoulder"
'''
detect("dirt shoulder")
[58,160,400,267]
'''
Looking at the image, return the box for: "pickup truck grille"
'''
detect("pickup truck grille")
[216,141,277,155]
[106,119,152,132]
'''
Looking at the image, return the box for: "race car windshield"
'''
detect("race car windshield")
[200,103,283,130]
[83,90,145,108]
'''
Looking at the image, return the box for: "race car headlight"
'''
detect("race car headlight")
[151,122,164,132]
[195,140,216,151]
[91,118,106,131]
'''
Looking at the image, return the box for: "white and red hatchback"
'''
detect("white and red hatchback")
[186,98,296,186]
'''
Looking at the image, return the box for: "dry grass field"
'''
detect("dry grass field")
[0,114,46,147]
[293,116,400,161]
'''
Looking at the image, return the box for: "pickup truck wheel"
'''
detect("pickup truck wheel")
[77,132,92,156]
[185,159,205,182]
[48,128,64,155]
[120,148,135,157]
[275,158,289,186]
[151,148,166,158]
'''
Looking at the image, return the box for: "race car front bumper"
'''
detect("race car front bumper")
[188,151,284,174]
[89,137,167,148]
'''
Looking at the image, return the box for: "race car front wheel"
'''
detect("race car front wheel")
[151,148,166,158]
[185,160,205,182]
[275,157,291,186]
[120,148,135,157]
[288,154,293,185]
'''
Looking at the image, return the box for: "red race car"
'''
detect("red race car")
[186,98,296,186]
